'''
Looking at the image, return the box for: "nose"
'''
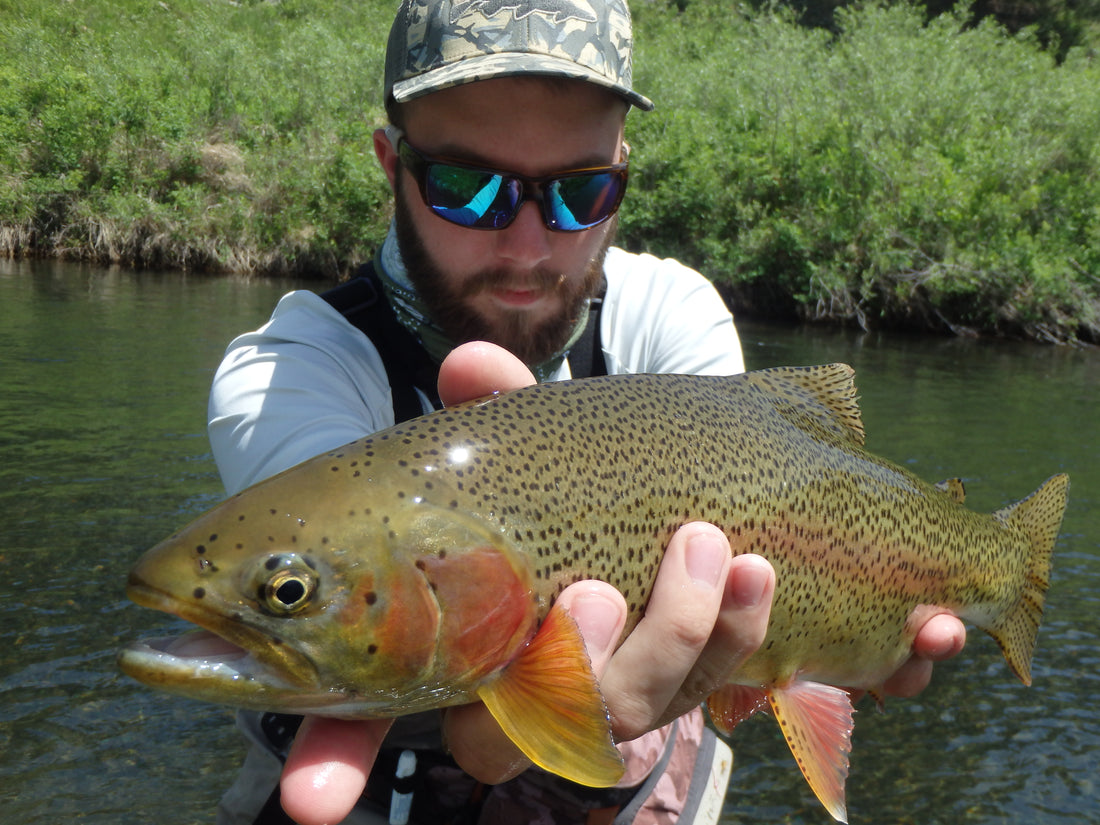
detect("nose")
[493,201,553,270]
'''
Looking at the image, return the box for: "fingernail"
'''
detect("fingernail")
[730,558,771,608]
[568,590,622,656]
[684,531,728,589]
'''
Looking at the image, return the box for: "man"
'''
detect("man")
[209,2,966,823]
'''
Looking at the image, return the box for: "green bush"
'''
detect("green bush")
[624,2,1100,341]
[0,0,393,275]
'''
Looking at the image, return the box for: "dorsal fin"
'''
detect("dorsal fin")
[744,364,865,446]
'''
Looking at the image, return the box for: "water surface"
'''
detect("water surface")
[0,261,1095,824]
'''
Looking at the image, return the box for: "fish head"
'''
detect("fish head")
[119,461,539,717]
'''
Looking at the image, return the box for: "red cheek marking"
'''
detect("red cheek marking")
[418,547,538,682]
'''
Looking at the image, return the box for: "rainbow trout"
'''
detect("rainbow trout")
[119,364,1068,822]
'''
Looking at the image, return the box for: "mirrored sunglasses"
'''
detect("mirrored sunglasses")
[393,131,629,232]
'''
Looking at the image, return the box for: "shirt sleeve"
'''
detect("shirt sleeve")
[207,290,396,495]
[599,247,745,377]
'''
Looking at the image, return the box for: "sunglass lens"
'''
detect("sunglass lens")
[425,166,520,229]
[546,172,625,231]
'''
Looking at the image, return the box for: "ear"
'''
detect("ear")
[373,127,400,190]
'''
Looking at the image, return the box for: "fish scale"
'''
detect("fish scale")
[119,364,1068,823]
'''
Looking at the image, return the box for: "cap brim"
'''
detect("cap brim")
[390,52,654,112]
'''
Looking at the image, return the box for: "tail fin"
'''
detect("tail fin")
[989,473,1069,685]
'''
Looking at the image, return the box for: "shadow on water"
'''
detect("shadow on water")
[1,264,1095,824]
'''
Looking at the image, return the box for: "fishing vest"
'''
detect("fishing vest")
[319,261,607,423]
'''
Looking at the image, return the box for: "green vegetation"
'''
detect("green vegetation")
[626,3,1100,341]
[2,1,1099,342]
[0,0,393,275]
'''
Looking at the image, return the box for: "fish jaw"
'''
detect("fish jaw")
[118,571,361,714]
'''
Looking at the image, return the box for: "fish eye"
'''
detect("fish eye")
[253,554,318,615]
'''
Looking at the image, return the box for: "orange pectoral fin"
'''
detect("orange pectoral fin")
[768,681,855,824]
[706,684,771,734]
[475,603,625,788]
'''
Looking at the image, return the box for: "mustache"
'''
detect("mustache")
[457,268,566,299]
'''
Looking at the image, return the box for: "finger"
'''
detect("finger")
[557,580,628,676]
[645,551,773,729]
[696,551,774,686]
[442,703,532,785]
[912,613,967,661]
[437,341,536,406]
[881,655,934,698]
[442,582,627,784]
[598,523,734,741]
[280,716,393,825]
[882,613,967,698]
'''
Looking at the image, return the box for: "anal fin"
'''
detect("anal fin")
[476,603,624,787]
[768,681,855,824]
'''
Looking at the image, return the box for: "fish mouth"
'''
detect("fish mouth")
[119,578,325,705]
[118,630,302,687]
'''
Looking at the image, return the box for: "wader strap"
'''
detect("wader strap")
[320,262,441,422]
[610,719,680,825]
[567,277,608,379]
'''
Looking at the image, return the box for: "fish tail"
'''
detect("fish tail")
[989,473,1069,686]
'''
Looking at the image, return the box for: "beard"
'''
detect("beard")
[393,175,614,367]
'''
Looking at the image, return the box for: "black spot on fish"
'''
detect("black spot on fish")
[265,557,280,571]
[367,644,378,655]
[196,545,206,555]
[209,534,218,543]
[193,587,205,599]
[365,592,378,605]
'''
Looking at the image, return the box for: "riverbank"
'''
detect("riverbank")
[3,1,1099,343]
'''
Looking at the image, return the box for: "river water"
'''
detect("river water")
[1,259,1096,824]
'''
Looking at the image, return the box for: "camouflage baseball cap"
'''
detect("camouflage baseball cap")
[384,0,654,112]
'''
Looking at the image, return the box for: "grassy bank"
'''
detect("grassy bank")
[2,0,1099,343]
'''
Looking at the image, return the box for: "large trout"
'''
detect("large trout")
[119,364,1068,822]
